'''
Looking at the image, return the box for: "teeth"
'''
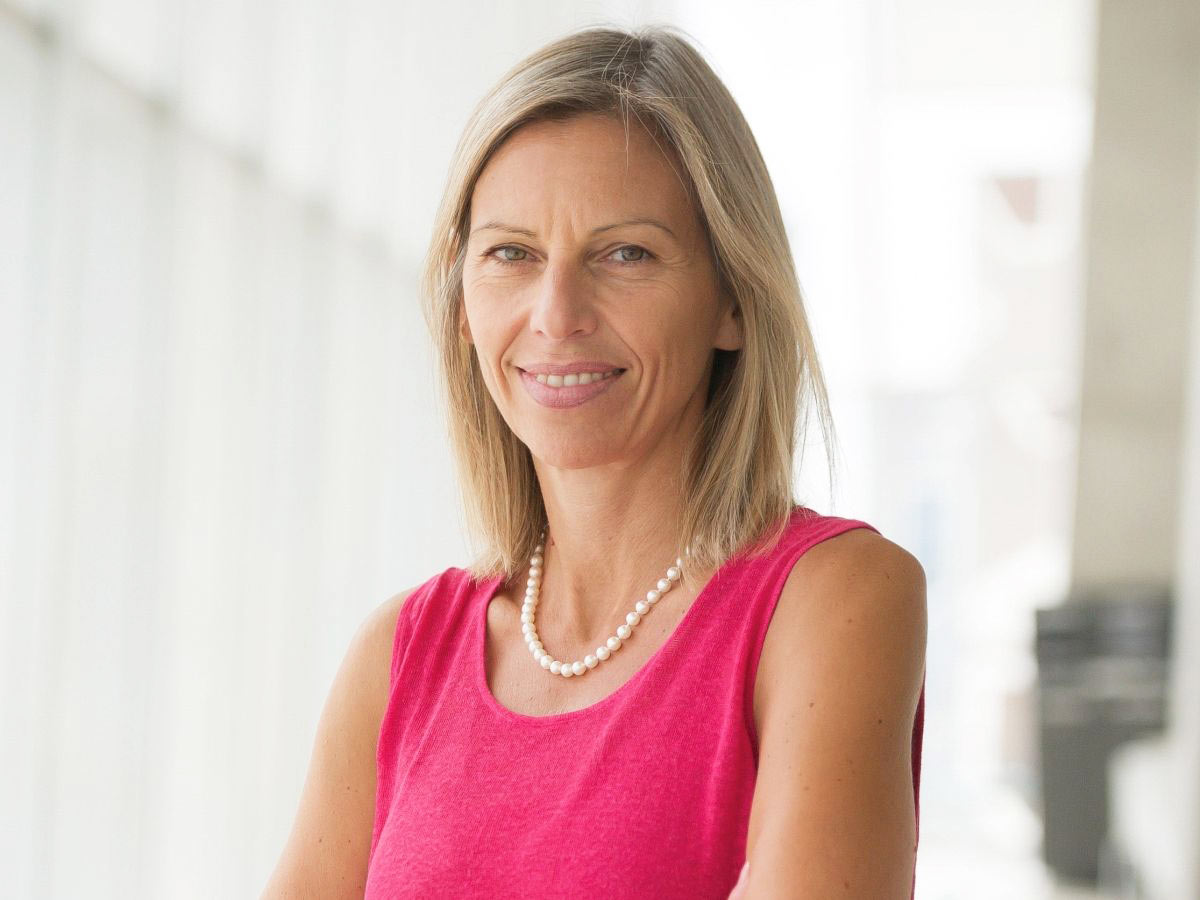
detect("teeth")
[532,370,618,387]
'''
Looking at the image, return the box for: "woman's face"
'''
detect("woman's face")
[461,112,741,471]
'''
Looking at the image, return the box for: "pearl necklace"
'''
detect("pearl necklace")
[521,528,684,678]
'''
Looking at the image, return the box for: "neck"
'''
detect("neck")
[528,440,693,644]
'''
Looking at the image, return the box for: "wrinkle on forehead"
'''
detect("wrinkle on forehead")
[469,112,704,253]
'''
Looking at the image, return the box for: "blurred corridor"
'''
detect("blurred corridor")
[1,0,1197,897]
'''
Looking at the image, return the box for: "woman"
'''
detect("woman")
[264,24,926,900]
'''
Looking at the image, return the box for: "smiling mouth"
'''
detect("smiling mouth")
[520,368,624,387]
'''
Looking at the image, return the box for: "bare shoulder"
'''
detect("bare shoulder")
[755,526,926,706]
[358,586,420,672]
[785,525,925,610]
[758,525,927,730]
[260,586,419,899]
[744,527,927,898]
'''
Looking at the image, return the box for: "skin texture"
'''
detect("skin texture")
[263,111,927,898]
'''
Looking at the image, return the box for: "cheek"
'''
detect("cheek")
[462,295,522,383]
[656,296,718,361]
[656,310,723,396]
[462,290,507,344]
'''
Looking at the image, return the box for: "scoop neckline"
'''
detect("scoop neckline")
[474,559,729,726]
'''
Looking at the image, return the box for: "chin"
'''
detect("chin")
[525,434,623,470]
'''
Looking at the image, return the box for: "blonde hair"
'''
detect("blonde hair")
[421,23,838,586]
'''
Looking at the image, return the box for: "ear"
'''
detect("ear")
[714,296,742,351]
[458,303,473,344]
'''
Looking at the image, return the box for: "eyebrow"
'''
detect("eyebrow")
[469,216,678,241]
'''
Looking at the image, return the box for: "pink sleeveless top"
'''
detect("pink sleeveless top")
[366,506,925,898]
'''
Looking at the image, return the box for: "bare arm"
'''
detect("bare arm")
[742,529,927,898]
[260,588,415,899]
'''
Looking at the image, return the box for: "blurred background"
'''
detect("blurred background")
[1,0,1198,897]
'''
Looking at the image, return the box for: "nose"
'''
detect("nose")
[528,260,596,340]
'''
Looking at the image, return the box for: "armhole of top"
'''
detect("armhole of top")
[371,568,462,866]
[912,673,926,842]
[743,517,883,759]
[386,569,455,691]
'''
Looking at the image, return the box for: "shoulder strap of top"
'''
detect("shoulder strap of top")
[733,506,882,757]
[386,566,475,690]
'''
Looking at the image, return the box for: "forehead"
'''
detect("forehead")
[470,113,697,229]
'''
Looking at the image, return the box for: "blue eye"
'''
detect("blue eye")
[490,246,529,264]
[611,245,651,265]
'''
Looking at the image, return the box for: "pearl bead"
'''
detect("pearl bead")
[523,525,681,679]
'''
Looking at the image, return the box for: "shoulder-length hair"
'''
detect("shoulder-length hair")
[421,23,838,587]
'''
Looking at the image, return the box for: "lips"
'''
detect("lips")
[517,366,624,409]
